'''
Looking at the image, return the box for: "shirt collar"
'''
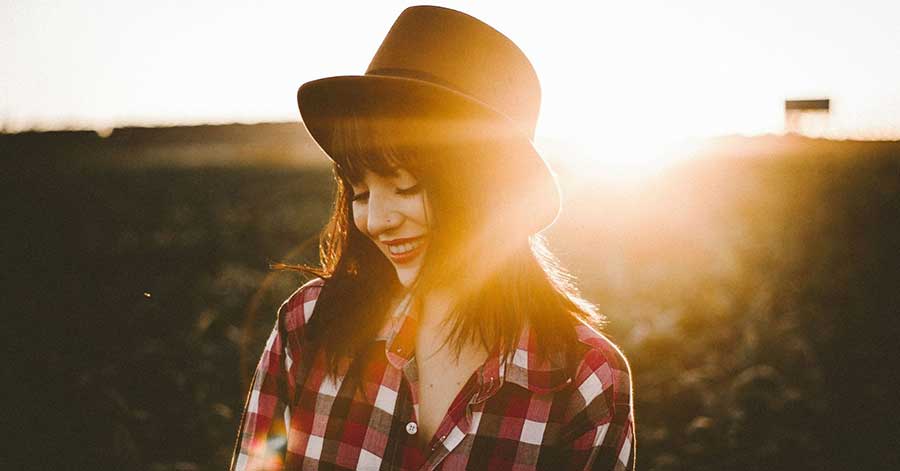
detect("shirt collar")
[492,327,573,395]
[376,292,417,370]
[375,296,573,398]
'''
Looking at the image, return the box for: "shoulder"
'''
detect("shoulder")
[569,321,633,421]
[561,322,635,468]
[276,277,326,336]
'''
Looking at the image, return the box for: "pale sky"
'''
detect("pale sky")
[3,0,899,141]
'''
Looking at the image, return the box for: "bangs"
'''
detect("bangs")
[327,114,427,185]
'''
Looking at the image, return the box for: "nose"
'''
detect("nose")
[366,192,402,236]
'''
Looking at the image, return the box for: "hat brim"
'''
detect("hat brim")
[297,75,560,232]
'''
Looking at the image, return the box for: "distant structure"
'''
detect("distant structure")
[784,98,830,137]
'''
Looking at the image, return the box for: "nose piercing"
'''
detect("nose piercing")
[383,212,399,225]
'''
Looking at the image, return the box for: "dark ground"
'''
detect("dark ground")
[2,126,898,470]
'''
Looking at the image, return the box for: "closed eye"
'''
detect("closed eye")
[351,191,369,202]
[396,184,422,196]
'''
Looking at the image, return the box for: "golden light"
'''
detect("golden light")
[528,2,788,184]
[538,134,704,185]
[3,0,899,140]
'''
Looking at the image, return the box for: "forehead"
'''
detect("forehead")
[332,136,423,186]
[328,115,433,185]
[349,167,417,187]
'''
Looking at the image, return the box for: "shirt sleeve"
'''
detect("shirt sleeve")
[230,320,290,471]
[583,391,635,471]
[565,339,636,471]
[230,279,323,471]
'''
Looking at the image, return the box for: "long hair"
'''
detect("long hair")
[280,112,604,377]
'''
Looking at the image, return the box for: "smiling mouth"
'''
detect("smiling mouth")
[383,237,426,263]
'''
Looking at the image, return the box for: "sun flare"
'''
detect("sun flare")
[538,133,702,185]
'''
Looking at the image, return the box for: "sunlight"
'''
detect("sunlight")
[538,133,702,186]
[529,0,815,180]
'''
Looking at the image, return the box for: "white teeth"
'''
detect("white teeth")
[388,239,423,255]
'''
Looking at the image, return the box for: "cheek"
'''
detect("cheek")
[352,204,368,236]
[410,195,431,229]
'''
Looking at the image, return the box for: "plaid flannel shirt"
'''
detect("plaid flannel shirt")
[232,279,634,470]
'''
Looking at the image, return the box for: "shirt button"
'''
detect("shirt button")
[406,422,418,435]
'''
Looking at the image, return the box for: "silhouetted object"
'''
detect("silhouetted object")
[784,98,830,136]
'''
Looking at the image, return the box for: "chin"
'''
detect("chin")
[395,268,420,288]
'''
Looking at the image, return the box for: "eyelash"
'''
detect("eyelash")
[351,184,421,202]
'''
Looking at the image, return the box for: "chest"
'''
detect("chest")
[414,335,487,446]
[281,336,574,470]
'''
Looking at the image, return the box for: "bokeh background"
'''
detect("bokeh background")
[4,1,900,470]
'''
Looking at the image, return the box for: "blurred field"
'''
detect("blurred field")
[3,125,898,470]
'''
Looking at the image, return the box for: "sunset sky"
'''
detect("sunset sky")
[3,0,899,143]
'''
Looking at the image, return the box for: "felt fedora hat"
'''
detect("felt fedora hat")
[297,5,560,232]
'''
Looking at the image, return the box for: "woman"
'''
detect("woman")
[232,6,634,470]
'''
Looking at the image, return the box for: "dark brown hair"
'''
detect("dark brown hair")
[279,112,604,376]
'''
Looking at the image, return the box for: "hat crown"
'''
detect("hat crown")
[366,6,541,139]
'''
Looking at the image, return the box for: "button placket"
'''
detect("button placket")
[429,433,448,452]
[423,402,485,471]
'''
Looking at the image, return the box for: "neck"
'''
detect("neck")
[419,287,458,328]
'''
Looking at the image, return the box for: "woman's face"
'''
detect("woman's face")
[350,168,430,288]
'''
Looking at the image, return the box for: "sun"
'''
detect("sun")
[537,132,702,186]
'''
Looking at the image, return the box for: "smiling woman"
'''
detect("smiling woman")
[232,6,634,470]
[348,168,430,288]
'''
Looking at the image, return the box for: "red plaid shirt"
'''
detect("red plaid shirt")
[232,279,634,470]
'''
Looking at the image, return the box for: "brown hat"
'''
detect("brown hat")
[297,5,560,232]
